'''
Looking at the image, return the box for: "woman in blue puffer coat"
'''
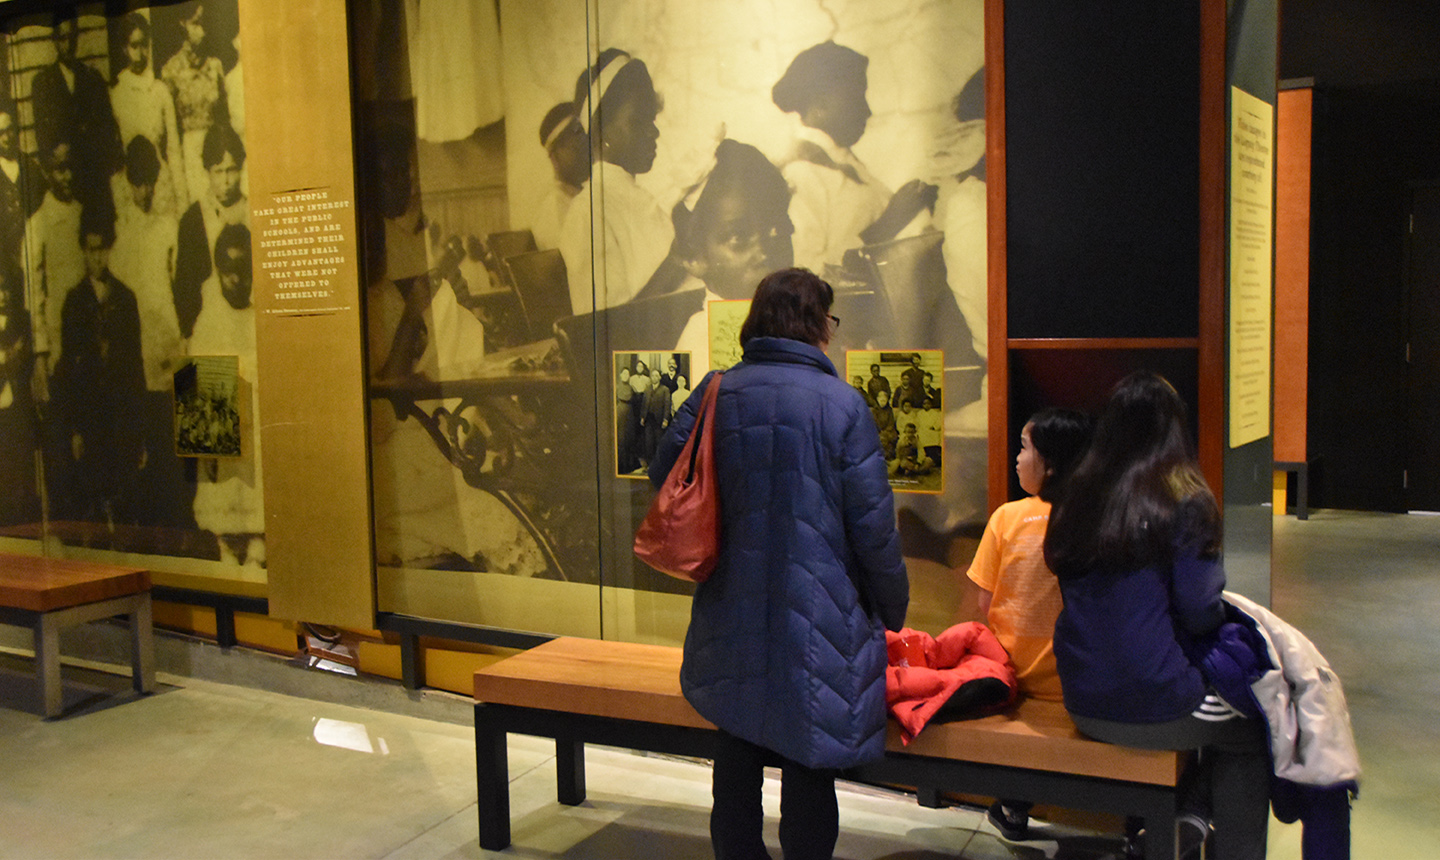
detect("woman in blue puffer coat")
[650,267,908,860]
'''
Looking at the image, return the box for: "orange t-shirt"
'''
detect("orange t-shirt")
[965,495,1063,701]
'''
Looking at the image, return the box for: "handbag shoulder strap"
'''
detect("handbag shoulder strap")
[679,371,723,478]
[698,370,723,417]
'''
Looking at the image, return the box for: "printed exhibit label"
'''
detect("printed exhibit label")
[1228,86,1274,449]
[253,186,354,315]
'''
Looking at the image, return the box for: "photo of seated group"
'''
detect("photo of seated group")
[613,350,692,478]
[173,354,241,458]
[847,349,943,492]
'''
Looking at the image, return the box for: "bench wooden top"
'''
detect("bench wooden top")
[887,697,1184,786]
[476,636,715,729]
[475,636,1184,787]
[0,553,151,613]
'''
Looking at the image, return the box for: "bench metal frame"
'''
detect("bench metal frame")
[473,701,1181,859]
[0,592,155,718]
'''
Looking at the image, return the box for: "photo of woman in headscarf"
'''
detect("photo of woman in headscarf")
[557,48,673,314]
[531,101,589,251]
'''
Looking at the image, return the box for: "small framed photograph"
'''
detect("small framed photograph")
[846,349,944,493]
[174,356,243,458]
[614,350,692,479]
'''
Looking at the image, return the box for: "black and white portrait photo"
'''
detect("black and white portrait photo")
[174,354,240,458]
[848,349,945,493]
[613,350,689,478]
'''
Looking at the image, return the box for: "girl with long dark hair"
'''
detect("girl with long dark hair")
[1044,372,1269,859]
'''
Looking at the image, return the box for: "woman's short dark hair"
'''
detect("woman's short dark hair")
[214,221,250,268]
[201,122,245,169]
[1026,407,1093,503]
[739,268,833,348]
[121,11,150,43]
[673,138,790,263]
[575,49,656,136]
[952,66,984,123]
[539,101,577,146]
[80,201,116,248]
[125,136,161,187]
[603,60,656,111]
[772,41,866,114]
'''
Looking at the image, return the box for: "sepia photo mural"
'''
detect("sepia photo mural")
[0,1,260,581]
[355,0,989,641]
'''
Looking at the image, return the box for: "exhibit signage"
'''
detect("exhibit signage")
[1228,86,1274,448]
[253,187,354,316]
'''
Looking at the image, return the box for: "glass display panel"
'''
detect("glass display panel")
[355,0,990,643]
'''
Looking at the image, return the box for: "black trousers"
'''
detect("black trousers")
[710,730,839,860]
[1071,711,1271,860]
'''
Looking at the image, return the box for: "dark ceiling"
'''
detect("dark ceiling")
[1281,0,1440,88]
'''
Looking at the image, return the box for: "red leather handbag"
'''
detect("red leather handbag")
[633,373,723,582]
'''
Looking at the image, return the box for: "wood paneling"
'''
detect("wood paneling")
[474,637,1183,786]
[1274,87,1313,463]
[985,0,1008,512]
[1198,0,1228,496]
[0,554,149,613]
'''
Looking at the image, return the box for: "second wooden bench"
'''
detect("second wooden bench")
[0,552,155,718]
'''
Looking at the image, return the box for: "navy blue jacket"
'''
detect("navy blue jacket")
[649,337,908,769]
[1053,507,1226,724]
[1196,604,1357,860]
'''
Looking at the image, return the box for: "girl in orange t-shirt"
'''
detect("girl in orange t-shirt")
[966,407,1091,841]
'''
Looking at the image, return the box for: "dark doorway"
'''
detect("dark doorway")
[1406,184,1440,511]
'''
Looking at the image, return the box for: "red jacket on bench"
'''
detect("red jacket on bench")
[885,622,1017,743]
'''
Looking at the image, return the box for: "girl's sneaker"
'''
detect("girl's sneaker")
[986,800,1030,841]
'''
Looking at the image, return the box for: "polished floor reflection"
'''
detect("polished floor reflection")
[0,509,1434,859]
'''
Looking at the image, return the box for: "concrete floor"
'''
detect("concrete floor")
[0,508,1433,859]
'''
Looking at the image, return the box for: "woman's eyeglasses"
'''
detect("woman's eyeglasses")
[828,314,841,328]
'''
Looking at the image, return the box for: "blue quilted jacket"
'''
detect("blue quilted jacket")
[649,337,908,770]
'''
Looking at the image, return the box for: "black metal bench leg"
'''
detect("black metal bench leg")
[474,704,512,850]
[215,605,237,649]
[1139,802,1179,860]
[915,786,943,808]
[556,737,587,805]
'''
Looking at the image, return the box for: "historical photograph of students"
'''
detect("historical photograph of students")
[0,2,254,572]
[174,354,240,459]
[350,0,986,636]
[613,350,689,478]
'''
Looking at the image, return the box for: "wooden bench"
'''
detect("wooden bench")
[0,553,156,718]
[473,637,1189,859]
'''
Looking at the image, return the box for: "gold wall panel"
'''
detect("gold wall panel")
[241,0,374,628]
